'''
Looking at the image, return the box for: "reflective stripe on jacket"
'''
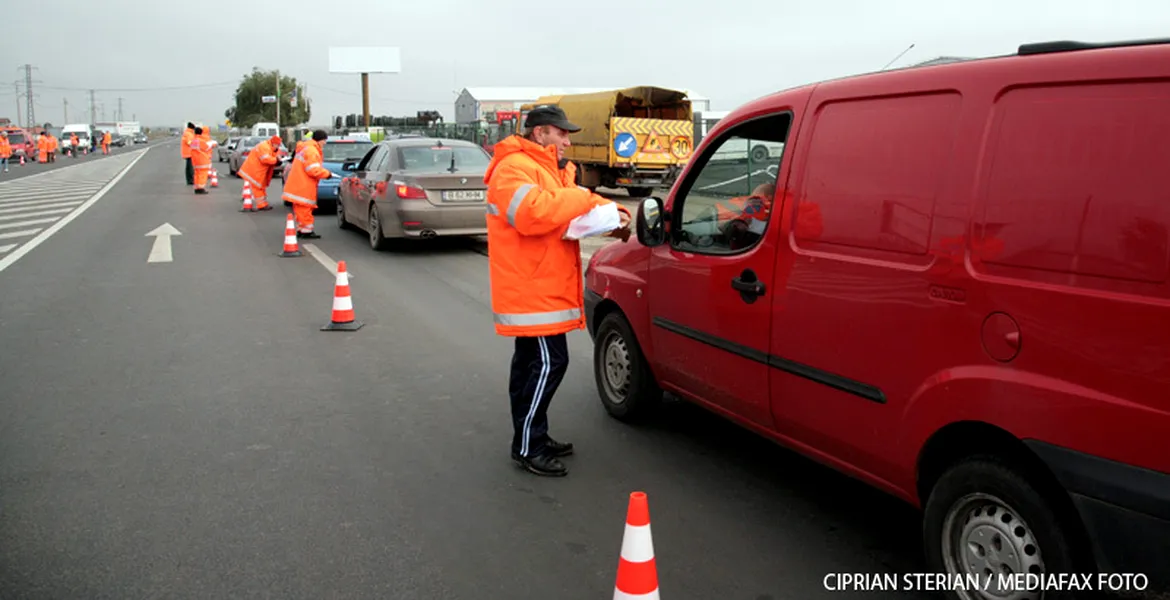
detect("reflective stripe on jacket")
[281,141,331,207]
[483,134,628,337]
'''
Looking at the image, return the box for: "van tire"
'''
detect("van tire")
[922,457,1088,600]
[593,312,662,422]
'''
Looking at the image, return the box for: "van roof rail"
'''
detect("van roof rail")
[1018,38,1170,55]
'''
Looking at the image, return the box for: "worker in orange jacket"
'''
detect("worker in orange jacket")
[483,105,631,477]
[181,122,195,185]
[189,126,214,194]
[69,134,80,158]
[37,133,50,163]
[0,132,11,173]
[238,135,282,211]
[101,131,111,155]
[281,130,333,238]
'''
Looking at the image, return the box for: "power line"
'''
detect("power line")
[37,80,238,93]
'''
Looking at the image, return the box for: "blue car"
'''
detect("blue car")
[282,137,374,212]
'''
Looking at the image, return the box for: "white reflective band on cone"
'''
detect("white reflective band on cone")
[619,524,655,562]
[613,589,660,600]
[332,295,352,311]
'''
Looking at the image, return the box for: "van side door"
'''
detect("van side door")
[646,111,797,427]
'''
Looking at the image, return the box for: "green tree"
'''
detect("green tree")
[224,68,310,128]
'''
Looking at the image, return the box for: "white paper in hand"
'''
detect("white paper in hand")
[564,203,621,240]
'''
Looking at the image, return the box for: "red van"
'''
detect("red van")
[584,38,1169,592]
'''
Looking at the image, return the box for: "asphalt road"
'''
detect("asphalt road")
[0,140,931,599]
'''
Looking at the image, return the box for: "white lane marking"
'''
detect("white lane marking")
[0,201,85,214]
[0,197,90,209]
[303,243,352,279]
[0,244,15,253]
[0,150,142,186]
[0,229,42,240]
[0,187,103,199]
[0,149,150,274]
[0,218,59,230]
[0,208,75,221]
[145,223,181,264]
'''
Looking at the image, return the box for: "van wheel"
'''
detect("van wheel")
[923,457,1088,600]
[750,145,770,163]
[593,312,662,422]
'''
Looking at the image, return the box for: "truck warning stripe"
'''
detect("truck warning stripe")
[611,117,692,137]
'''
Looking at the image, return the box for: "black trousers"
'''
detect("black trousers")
[185,157,194,184]
[509,333,569,458]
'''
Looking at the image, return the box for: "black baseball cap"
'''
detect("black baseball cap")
[524,105,581,133]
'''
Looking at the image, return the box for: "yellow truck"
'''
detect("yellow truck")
[519,86,694,197]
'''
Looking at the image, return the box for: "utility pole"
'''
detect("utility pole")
[64,98,68,123]
[89,89,96,125]
[13,82,21,126]
[117,97,124,121]
[21,64,37,129]
[275,69,281,127]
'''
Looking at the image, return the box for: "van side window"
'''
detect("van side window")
[670,114,791,255]
[975,82,1170,291]
[795,93,961,257]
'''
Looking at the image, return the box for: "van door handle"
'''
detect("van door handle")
[731,269,765,301]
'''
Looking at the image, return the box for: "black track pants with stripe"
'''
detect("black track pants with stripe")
[509,333,569,458]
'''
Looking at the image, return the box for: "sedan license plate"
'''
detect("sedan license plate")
[441,190,484,202]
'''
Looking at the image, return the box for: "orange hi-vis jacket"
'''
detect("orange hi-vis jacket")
[101,132,111,146]
[0,138,10,158]
[238,140,280,190]
[181,127,194,158]
[281,141,332,207]
[70,134,79,147]
[189,136,213,168]
[483,135,630,337]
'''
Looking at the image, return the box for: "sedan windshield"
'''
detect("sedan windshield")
[398,145,490,173]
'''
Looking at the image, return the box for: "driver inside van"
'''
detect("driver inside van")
[717,182,775,250]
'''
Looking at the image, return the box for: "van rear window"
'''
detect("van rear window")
[977,82,1170,287]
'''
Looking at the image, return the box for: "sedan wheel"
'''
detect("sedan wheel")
[337,198,352,230]
[368,204,387,250]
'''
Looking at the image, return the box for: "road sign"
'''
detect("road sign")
[614,132,637,158]
[261,95,277,104]
[639,129,667,154]
[670,136,692,159]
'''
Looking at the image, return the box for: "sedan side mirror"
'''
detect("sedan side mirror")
[342,161,357,172]
[636,196,667,247]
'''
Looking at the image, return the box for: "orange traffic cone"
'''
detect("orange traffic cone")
[321,260,363,331]
[19,155,24,166]
[614,492,659,600]
[240,182,254,212]
[279,213,303,257]
[210,169,219,188]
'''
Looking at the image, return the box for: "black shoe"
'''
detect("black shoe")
[297,231,321,239]
[511,452,568,477]
[546,437,574,457]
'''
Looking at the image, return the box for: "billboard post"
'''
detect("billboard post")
[328,47,401,128]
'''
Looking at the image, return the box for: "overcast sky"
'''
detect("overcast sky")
[1,0,1166,128]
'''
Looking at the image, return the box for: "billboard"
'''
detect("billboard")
[328,47,402,74]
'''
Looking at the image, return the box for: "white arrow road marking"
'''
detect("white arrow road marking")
[146,222,181,263]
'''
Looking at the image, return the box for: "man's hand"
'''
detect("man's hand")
[606,210,632,241]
